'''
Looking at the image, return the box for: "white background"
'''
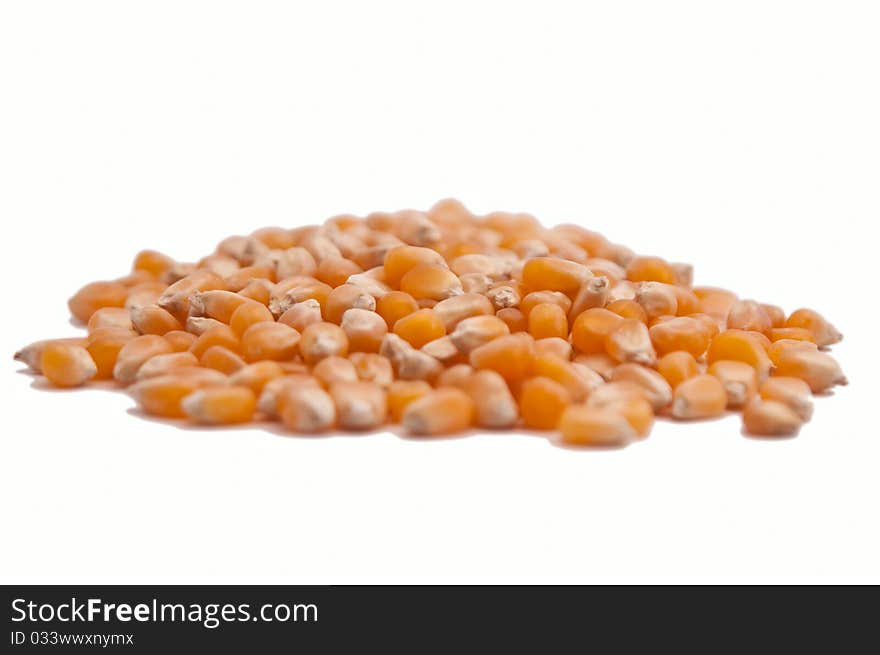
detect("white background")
[1,1,877,584]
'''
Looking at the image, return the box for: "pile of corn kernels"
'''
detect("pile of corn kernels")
[15,199,847,447]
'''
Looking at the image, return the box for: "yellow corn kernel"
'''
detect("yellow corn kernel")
[459,369,518,429]
[432,293,495,331]
[383,245,448,288]
[530,352,598,402]
[402,388,475,435]
[68,280,128,323]
[227,360,285,394]
[133,249,175,278]
[380,333,443,381]
[15,337,88,373]
[436,363,475,389]
[694,287,738,324]
[573,352,618,381]
[229,301,275,337]
[40,343,97,388]
[348,352,394,387]
[257,374,322,418]
[759,377,813,421]
[163,330,197,353]
[606,299,647,323]
[157,270,226,321]
[521,257,591,296]
[387,380,432,423]
[671,374,727,420]
[534,337,572,361]
[376,290,419,329]
[586,385,654,437]
[87,307,134,334]
[183,386,256,425]
[392,308,445,349]
[635,282,678,320]
[520,291,573,318]
[766,338,818,366]
[340,308,388,353]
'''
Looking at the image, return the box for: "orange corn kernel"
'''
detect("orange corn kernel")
[68,280,128,323]
[760,377,814,421]
[268,279,333,317]
[183,386,256,425]
[432,293,494,331]
[521,257,590,296]
[558,406,636,447]
[568,277,611,320]
[648,316,711,358]
[671,374,727,420]
[635,282,678,320]
[330,381,387,430]
[240,322,300,363]
[402,388,475,435]
[157,270,226,321]
[571,308,623,354]
[773,349,847,393]
[784,308,842,347]
[257,374,322,418]
[380,334,443,381]
[163,330,197,352]
[531,352,599,402]
[298,322,349,364]
[277,298,323,332]
[87,307,133,334]
[625,256,676,284]
[129,369,226,418]
[761,304,786,328]
[460,369,518,429]
[606,299,648,323]
[200,345,247,374]
[228,360,285,393]
[767,339,818,366]
[768,327,815,343]
[610,363,673,412]
[573,352,618,381]
[391,308,445,349]
[114,334,174,384]
[604,318,656,366]
[495,307,527,334]
[519,291,573,318]
[528,302,568,340]
[694,287,738,324]
[278,386,337,432]
[586,384,654,437]
[449,315,510,354]
[315,256,363,289]
[519,377,572,430]
[707,360,758,408]
[229,301,275,337]
[340,308,388,353]
[349,352,394,387]
[40,343,97,388]
[376,291,419,329]
[133,249,175,277]
[469,333,534,385]
[399,264,462,301]
[325,284,377,324]
[742,399,802,437]
[656,351,700,389]
[534,337,572,361]
[313,356,358,388]
[387,380,432,423]
[226,266,275,293]
[136,351,200,380]
[130,304,183,335]
[706,329,773,381]
[85,329,134,379]
[189,325,241,360]
[383,245,448,289]
[188,290,250,323]
[726,299,772,335]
